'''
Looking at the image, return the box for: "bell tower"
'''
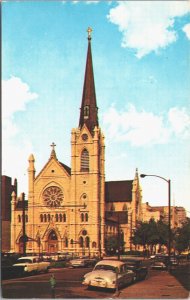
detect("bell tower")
[70,28,105,257]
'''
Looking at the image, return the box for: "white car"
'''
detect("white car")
[69,258,89,268]
[82,260,135,290]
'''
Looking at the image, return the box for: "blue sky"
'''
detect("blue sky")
[2,1,190,216]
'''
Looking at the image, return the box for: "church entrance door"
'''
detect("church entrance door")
[47,230,58,253]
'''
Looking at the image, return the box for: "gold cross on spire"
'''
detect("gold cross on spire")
[87,27,93,40]
[50,142,56,151]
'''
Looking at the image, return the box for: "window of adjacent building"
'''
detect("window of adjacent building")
[81,149,89,172]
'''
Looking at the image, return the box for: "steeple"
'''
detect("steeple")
[79,27,99,134]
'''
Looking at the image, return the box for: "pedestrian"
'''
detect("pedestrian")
[49,274,56,298]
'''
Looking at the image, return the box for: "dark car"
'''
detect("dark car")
[1,257,24,280]
[120,257,149,281]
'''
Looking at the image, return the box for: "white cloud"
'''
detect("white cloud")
[168,107,190,138]
[107,1,190,58]
[2,76,38,120]
[102,104,190,146]
[183,23,190,40]
[2,76,38,194]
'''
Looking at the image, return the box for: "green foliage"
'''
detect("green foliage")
[132,219,169,253]
[174,218,190,253]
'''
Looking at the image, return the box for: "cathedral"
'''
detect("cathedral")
[10,28,142,257]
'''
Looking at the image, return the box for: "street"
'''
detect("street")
[1,264,190,299]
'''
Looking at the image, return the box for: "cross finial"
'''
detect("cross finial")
[87,27,92,40]
[50,142,56,151]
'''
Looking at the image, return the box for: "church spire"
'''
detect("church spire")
[79,27,99,134]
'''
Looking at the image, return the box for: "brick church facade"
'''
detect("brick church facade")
[10,29,142,256]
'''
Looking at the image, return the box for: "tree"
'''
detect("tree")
[174,218,190,254]
[132,219,170,254]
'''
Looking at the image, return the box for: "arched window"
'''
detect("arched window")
[65,238,68,247]
[85,213,88,222]
[63,214,66,222]
[55,214,58,222]
[59,214,62,222]
[92,241,96,248]
[40,214,43,222]
[79,236,84,248]
[18,215,21,223]
[81,149,89,172]
[81,213,84,222]
[84,105,89,118]
[44,214,47,222]
[48,214,51,222]
[85,236,90,248]
[123,203,127,211]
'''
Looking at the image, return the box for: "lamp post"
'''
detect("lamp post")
[140,173,171,269]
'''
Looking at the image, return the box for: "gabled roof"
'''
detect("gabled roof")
[58,162,71,175]
[35,157,71,180]
[105,180,133,202]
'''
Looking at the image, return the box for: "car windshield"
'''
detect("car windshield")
[94,264,117,272]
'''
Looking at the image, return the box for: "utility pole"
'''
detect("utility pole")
[22,192,27,256]
[99,216,102,259]
[130,212,132,252]
[117,214,120,260]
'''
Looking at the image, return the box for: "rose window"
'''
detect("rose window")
[43,186,64,207]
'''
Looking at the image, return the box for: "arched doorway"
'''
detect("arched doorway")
[47,230,58,254]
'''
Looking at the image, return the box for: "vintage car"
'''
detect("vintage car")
[13,256,50,274]
[151,261,167,270]
[120,257,149,281]
[82,260,135,290]
[69,258,89,268]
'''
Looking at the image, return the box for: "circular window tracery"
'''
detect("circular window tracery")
[43,186,64,207]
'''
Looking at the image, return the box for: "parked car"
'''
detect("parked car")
[1,257,23,280]
[169,257,179,267]
[151,261,167,270]
[82,260,135,290]
[69,258,90,268]
[13,256,50,274]
[120,257,149,281]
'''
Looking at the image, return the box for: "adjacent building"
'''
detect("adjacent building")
[1,175,17,252]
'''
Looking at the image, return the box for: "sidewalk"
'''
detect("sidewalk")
[116,270,190,299]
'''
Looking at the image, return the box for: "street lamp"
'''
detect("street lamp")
[140,173,171,268]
